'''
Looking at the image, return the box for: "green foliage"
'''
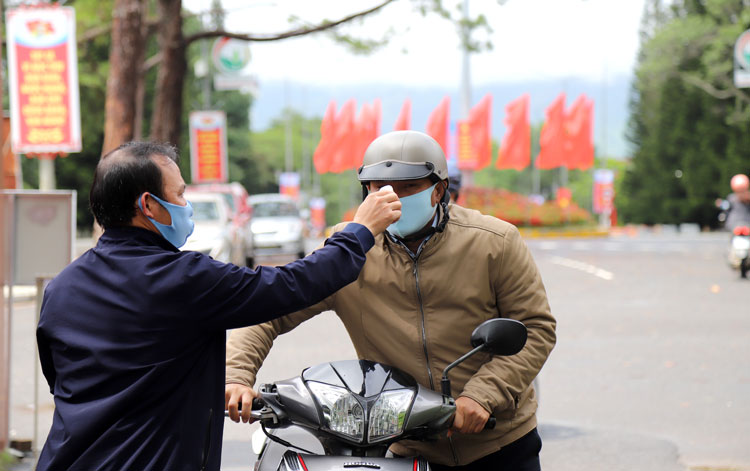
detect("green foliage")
[16,1,263,233]
[621,0,750,227]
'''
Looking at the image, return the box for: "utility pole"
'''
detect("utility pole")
[201,39,211,109]
[284,82,293,173]
[301,88,311,206]
[459,0,473,187]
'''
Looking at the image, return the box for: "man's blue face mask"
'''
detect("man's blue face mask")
[138,193,195,248]
[385,183,438,239]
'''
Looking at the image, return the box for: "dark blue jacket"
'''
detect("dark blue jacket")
[36,224,374,470]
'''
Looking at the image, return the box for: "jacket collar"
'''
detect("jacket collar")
[381,223,447,261]
[98,225,179,252]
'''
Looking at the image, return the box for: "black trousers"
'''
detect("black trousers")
[429,428,542,471]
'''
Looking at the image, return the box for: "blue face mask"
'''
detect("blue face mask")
[387,183,438,239]
[138,193,195,248]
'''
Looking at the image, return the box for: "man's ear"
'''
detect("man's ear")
[138,193,157,219]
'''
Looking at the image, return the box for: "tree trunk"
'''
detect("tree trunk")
[102,0,146,155]
[150,0,186,148]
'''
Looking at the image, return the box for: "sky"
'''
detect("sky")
[183,0,646,86]
[182,0,647,157]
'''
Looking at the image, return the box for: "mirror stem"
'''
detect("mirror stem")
[441,344,485,396]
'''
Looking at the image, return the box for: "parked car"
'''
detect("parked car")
[182,191,235,263]
[247,193,306,259]
[187,182,255,266]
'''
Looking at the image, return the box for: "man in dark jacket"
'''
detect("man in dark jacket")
[36,141,400,471]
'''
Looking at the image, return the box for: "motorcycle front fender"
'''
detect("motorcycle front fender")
[281,452,429,471]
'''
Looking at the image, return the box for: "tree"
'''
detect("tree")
[620,0,750,227]
[149,0,186,146]
[102,0,147,154]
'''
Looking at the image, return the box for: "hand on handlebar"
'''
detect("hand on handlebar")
[449,396,491,436]
[225,383,259,423]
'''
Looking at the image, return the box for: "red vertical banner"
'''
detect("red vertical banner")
[189,111,229,183]
[6,6,82,154]
[456,120,475,169]
[593,169,615,214]
[279,172,300,201]
[497,94,530,170]
[1,117,19,189]
[309,197,326,236]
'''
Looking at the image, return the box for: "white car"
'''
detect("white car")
[182,192,235,263]
[248,193,306,259]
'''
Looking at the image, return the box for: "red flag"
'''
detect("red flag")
[313,101,337,174]
[426,96,450,155]
[373,98,382,140]
[394,98,411,131]
[536,93,566,169]
[328,99,357,173]
[497,94,530,170]
[351,99,382,170]
[564,96,594,170]
[466,94,493,170]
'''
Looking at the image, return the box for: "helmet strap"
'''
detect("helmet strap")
[436,184,450,233]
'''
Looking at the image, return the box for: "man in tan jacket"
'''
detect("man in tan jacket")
[226,130,556,470]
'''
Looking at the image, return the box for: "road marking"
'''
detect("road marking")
[550,256,614,280]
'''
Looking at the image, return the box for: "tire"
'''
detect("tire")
[741,258,749,279]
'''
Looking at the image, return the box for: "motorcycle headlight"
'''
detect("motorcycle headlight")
[308,382,364,441]
[368,389,414,443]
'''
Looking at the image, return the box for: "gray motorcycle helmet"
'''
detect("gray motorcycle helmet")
[358,130,451,234]
[357,131,449,184]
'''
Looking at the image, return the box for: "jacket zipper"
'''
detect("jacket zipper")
[412,246,434,390]
[403,236,457,465]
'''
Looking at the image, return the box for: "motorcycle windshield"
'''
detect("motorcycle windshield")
[302,360,418,397]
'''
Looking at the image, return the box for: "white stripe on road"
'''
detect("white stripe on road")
[550,256,614,281]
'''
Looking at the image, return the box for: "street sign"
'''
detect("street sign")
[211,37,256,92]
[1,190,76,450]
[189,111,228,184]
[279,172,300,201]
[5,7,82,154]
[309,197,326,235]
[734,29,750,88]
[593,169,615,214]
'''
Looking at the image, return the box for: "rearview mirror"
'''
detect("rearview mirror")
[470,318,527,356]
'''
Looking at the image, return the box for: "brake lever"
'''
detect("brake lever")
[224,399,280,424]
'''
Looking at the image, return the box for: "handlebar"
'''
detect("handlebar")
[485,417,496,430]
[224,397,266,418]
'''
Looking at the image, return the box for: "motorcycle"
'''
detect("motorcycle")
[730,225,750,278]
[231,318,527,471]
